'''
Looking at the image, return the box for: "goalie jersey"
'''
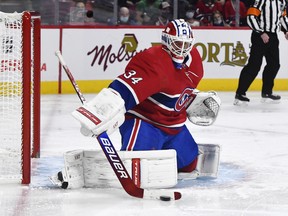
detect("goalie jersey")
[109,45,203,134]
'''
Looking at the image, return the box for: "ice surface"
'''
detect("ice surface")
[1,92,288,216]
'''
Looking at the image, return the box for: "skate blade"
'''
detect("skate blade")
[233,99,249,106]
[260,98,281,104]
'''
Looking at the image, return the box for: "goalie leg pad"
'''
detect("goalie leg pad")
[83,149,178,189]
[196,143,221,178]
[50,150,85,189]
[178,143,221,180]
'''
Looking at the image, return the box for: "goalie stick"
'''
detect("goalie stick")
[55,51,182,201]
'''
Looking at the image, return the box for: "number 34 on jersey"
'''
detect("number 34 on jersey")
[124,70,143,85]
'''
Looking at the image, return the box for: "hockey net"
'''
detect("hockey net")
[0,11,41,184]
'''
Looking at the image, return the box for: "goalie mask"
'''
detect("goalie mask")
[162,19,194,68]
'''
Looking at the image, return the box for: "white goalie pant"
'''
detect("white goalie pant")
[57,149,178,189]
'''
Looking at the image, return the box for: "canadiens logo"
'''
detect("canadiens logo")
[175,88,196,111]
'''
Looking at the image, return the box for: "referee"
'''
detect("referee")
[234,0,288,105]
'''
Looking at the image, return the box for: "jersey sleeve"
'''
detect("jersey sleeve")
[246,0,264,33]
[280,2,288,32]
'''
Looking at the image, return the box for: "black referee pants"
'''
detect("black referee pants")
[236,31,280,95]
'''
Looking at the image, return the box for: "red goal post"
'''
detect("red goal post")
[0,11,41,184]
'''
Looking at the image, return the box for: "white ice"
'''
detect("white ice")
[1,92,288,216]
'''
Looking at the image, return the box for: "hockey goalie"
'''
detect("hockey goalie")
[50,19,221,189]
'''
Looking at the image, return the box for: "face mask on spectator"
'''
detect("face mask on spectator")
[186,11,195,19]
[120,16,129,23]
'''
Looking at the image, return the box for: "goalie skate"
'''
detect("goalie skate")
[49,171,68,189]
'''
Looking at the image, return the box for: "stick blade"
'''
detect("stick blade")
[174,191,182,200]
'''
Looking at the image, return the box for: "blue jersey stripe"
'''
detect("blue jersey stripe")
[109,79,137,111]
[149,92,179,111]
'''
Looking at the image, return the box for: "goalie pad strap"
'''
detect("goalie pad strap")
[132,158,141,188]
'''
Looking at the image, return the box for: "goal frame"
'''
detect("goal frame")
[20,11,41,184]
[1,11,41,184]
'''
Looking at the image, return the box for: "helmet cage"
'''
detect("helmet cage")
[164,33,194,58]
[162,19,194,62]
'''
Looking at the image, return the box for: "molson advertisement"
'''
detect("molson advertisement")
[40,27,288,93]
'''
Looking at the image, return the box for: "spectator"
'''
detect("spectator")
[69,1,86,23]
[185,4,201,27]
[178,0,191,19]
[107,6,137,25]
[155,1,172,26]
[135,0,162,25]
[212,10,227,26]
[67,0,95,24]
[120,6,138,25]
[195,0,224,26]
[223,0,247,26]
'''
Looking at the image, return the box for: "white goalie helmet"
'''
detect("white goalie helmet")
[162,19,195,65]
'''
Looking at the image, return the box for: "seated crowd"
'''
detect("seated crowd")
[29,0,251,27]
[113,0,249,27]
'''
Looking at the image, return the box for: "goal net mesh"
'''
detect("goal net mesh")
[0,12,34,182]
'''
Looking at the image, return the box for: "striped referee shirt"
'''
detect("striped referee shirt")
[247,0,288,33]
